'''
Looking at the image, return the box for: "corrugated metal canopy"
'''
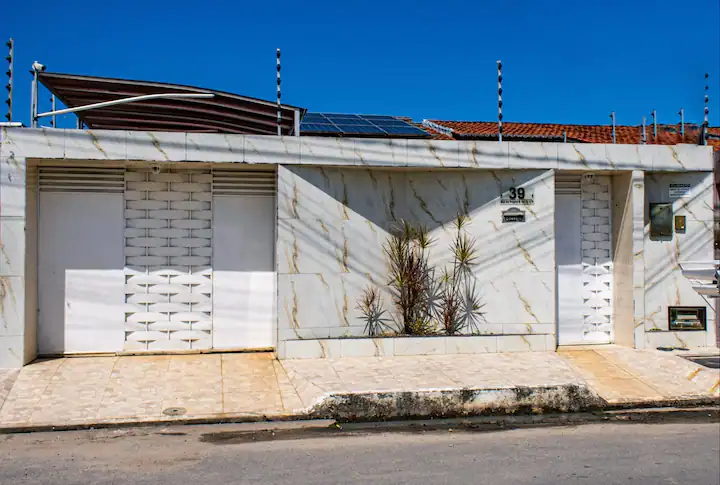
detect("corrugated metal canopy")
[38,72,305,135]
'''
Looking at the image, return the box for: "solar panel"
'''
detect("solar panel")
[338,125,385,134]
[301,113,429,138]
[381,126,429,136]
[325,114,362,121]
[300,123,342,133]
[368,119,410,127]
[362,115,396,120]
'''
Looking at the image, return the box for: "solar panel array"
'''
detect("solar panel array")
[300,113,430,137]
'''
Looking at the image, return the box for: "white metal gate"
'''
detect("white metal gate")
[556,174,613,345]
[37,166,125,354]
[37,163,276,355]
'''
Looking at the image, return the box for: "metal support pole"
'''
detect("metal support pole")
[651,109,657,142]
[563,131,567,143]
[293,110,300,137]
[610,111,616,143]
[276,48,282,136]
[5,38,14,122]
[497,60,503,143]
[30,68,38,128]
[679,108,684,139]
[703,73,709,146]
[50,95,56,128]
[642,116,647,144]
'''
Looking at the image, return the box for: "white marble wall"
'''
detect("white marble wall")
[2,128,718,365]
[276,166,555,356]
[0,133,32,367]
[642,172,717,348]
[1,128,714,171]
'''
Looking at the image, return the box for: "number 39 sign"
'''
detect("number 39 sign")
[500,187,534,205]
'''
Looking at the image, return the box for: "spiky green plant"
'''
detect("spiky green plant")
[384,220,437,335]
[436,213,485,335]
[357,286,393,337]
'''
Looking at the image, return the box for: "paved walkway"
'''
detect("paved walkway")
[0,354,302,428]
[0,346,717,429]
[558,346,720,404]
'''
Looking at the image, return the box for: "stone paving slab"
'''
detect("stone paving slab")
[0,347,718,430]
[558,346,720,404]
[0,353,296,429]
[281,352,588,409]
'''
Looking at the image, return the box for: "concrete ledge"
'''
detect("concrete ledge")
[281,334,555,359]
[308,384,605,421]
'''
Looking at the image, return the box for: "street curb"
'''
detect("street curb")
[0,387,716,434]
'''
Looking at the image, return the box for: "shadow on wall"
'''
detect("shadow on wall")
[276,166,555,336]
[644,173,715,294]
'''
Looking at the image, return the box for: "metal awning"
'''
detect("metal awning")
[38,72,305,135]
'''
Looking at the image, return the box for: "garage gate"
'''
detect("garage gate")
[36,163,276,355]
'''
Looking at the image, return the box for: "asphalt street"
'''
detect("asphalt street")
[0,420,718,484]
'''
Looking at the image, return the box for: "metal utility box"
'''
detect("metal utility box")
[650,203,673,237]
[668,306,707,331]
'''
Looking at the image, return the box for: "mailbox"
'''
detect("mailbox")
[668,306,706,331]
[649,203,673,237]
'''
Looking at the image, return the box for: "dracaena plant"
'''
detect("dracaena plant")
[436,214,485,335]
[384,220,437,335]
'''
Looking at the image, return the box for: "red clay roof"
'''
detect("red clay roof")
[428,120,720,150]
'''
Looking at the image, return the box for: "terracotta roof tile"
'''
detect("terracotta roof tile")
[427,120,720,150]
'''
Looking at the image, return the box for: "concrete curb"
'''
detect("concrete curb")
[308,384,606,421]
[0,384,717,434]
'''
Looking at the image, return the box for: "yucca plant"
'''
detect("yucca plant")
[436,214,485,335]
[357,286,392,337]
[384,220,437,335]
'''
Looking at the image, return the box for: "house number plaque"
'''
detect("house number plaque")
[500,187,534,205]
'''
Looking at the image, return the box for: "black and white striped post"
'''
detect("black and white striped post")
[497,60,503,142]
[276,48,282,136]
[703,73,709,146]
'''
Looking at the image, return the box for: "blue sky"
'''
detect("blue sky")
[3,0,719,128]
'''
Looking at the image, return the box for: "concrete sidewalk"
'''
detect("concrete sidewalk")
[0,346,717,430]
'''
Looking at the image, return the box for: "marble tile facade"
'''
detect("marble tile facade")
[276,166,556,356]
[1,128,717,365]
[640,172,717,348]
